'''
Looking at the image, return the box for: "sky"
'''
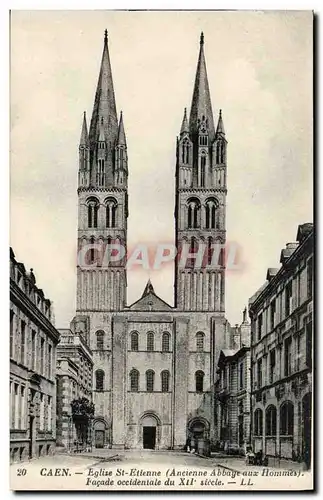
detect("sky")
[10,10,313,328]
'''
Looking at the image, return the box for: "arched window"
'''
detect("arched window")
[254,408,263,436]
[266,405,277,436]
[130,369,139,392]
[96,330,104,350]
[131,331,139,351]
[162,332,170,352]
[95,370,104,391]
[87,198,99,228]
[195,371,204,393]
[196,332,205,352]
[187,198,200,229]
[280,401,294,436]
[182,139,190,164]
[200,153,206,187]
[147,332,154,352]
[105,198,117,228]
[146,370,155,392]
[207,236,213,265]
[187,237,198,269]
[89,236,95,264]
[97,159,105,186]
[205,198,219,229]
[161,370,170,392]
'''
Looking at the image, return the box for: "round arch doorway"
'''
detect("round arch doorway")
[93,419,107,449]
[187,417,210,447]
[139,413,160,450]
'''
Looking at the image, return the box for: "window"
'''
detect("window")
[187,199,200,229]
[40,394,44,431]
[95,370,104,391]
[266,406,277,436]
[257,359,263,387]
[106,199,117,228]
[131,331,139,351]
[196,332,205,352]
[270,300,276,331]
[10,310,14,359]
[182,140,190,164]
[146,370,155,392]
[285,281,292,317]
[97,159,105,186]
[269,349,276,384]
[239,362,244,390]
[87,199,98,228]
[216,141,225,164]
[200,153,206,187]
[307,257,313,299]
[280,401,294,436]
[48,344,52,378]
[306,321,312,369]
[20,320,26,365]
[40,338,44,374]
[205,199,218,229]
[130,369,139,392]
[147,332,154,352]
[284,337,292,377]
[161,370,170,392]
[162,332,170,352]
[96,331,104,350]
[254,408,263,436]
[47,396,52,431]
[257,313,263,341]
[31,330,36,370]
[20,386,26,430]
[195,371,204,393]
[295,335,301,371]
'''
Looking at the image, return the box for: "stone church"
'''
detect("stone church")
[72,30,233,450]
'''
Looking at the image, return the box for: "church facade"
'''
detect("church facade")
[72,31,232,450]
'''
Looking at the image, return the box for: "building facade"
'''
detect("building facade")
[10,248,60,462]
[214,309,251,453]
[249,223,313,467]
[56,325,93,449]
[72,31,230,450]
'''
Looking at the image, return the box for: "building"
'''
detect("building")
[72,31,231,450]
[249,223,313,467]
[214,309,251,453]
[10,248,60,462]
[56,324,93,449]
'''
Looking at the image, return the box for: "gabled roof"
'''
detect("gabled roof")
[128,280,173,311]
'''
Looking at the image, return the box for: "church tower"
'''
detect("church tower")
[175,32,227,312]
[76,31,128,313]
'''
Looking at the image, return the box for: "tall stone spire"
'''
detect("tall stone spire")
[80,111,89,146]
[89,30,118,149]
[189,32,215,142]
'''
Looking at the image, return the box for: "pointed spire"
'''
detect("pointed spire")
[216,109,225,136]
[80,111,89,146]
[180,108,189,135]
[117,111,127,146]
[189,32,215,142]
[142,279,155,297]
[89,30,118,148]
